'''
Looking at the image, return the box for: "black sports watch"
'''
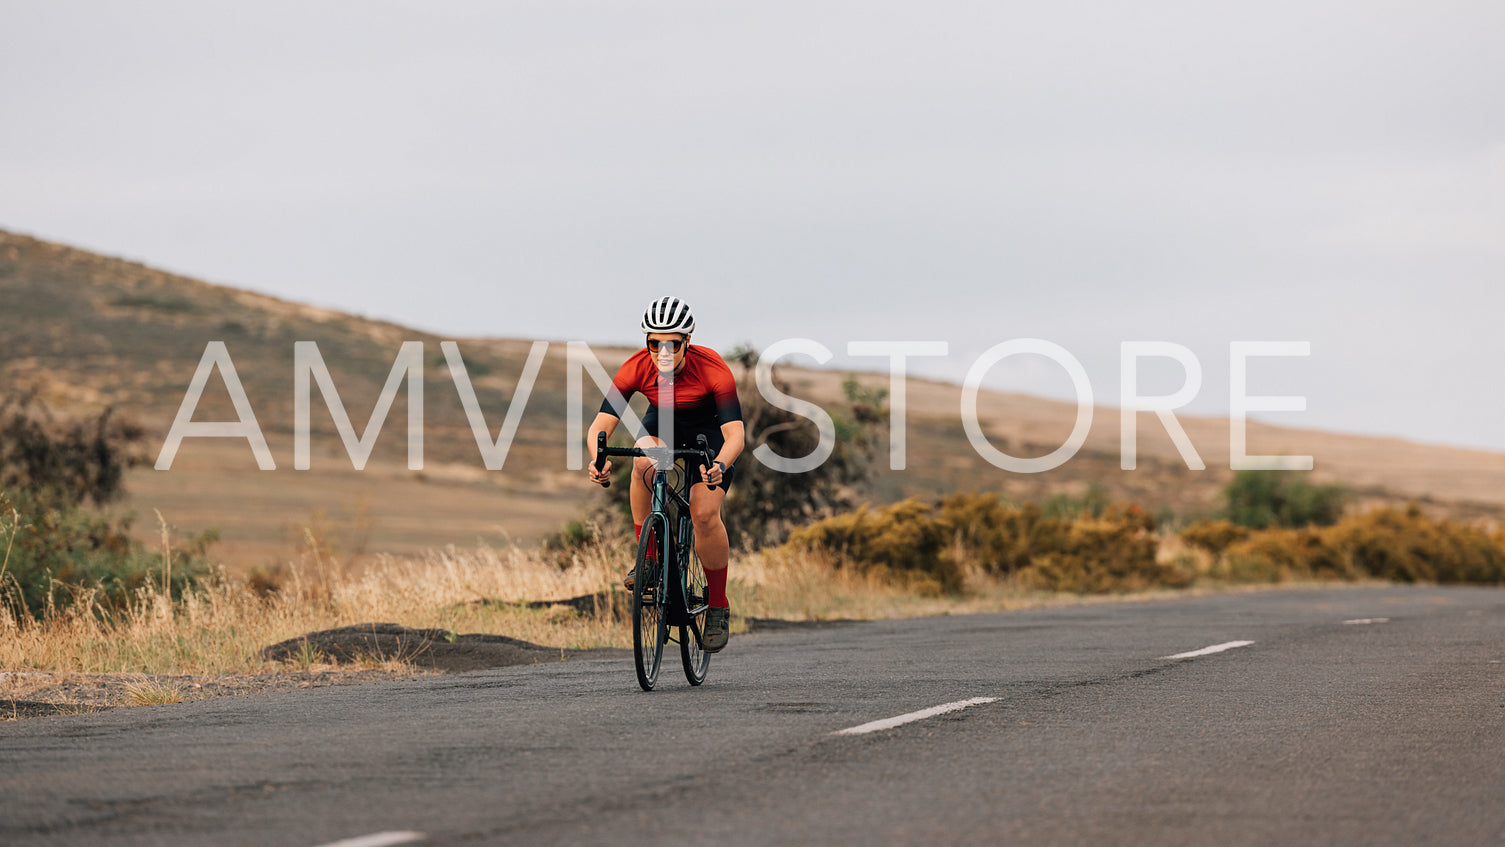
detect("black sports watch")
[713,460,727,476]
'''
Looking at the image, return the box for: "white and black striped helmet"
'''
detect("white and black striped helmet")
[640,296,695,334]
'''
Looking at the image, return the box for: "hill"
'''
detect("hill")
[3,228,1502,567]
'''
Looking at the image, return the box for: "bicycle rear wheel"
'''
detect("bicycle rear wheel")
[680,535,710,686]
[633,514,668,691]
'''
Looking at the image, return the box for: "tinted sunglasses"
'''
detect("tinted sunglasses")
[646,339,685,353]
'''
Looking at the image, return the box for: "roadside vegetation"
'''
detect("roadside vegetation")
[6,468,1504,679]
[3,386,1503,681]
[0,395,213,622]
[788,483,1504,595]
[0,536,630,675]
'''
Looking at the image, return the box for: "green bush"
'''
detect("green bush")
[111,293,199,314]
[1,397,144,512]
[1040,483,1111,520]
[0,397,215,620]
[0,491,214,619]
[1224,470,1348,529]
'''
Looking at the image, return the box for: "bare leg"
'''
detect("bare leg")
[690,483,730,570]
[689,484,731,610]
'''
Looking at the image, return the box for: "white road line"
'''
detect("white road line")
[1343,618,1389,625]
[834,697,999,736]
[312,832,425,847]
[1161,640,1255,660]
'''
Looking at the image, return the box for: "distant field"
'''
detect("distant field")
[124,442,584,568]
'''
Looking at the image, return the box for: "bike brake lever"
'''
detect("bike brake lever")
[696,434,718,491]
[595,431,610,488]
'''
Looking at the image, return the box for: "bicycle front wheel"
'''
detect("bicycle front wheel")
[680,541,710,686]
[633,514,668,691]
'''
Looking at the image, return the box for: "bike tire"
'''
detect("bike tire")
[680,536,711,686]
[633,513,668,691]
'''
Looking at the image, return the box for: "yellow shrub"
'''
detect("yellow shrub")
[1327,506,1505,584]
[789,493,1182,595]
[939,496,1069,575]
[1179,520,1252,554]
[1018,515,1188,593]
[786,497,1505,596]
[1207,505,1505,586]
[786,499,961,591]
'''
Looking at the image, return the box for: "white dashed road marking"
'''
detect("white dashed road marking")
[1161,640,1255,660]
[1343,618,1390,625]
[835,697,999,736]
[312,832,425,847]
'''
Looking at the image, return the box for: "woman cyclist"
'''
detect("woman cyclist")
[586,296,745,652]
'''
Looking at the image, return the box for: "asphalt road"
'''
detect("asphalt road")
[3,585,1504,846]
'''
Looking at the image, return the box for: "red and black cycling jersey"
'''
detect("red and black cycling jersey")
[599,345,743,451]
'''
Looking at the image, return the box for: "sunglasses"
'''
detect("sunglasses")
[646,339,685,353]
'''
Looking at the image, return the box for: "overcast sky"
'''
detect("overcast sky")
[3,1,1502,451]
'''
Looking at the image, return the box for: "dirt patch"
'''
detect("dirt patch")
[2,624,629,721]
[259,623,628,673]
[515,592,634,618]
[0,667,424,721]
[461,591,633,618]
[1,699,103,720]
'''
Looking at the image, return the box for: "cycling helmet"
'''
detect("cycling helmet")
[640,296,695,334]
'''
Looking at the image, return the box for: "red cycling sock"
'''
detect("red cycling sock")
[706,567,728,608]
[634,523,658,562]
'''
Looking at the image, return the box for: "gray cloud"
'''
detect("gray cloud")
[2,0,1502,449]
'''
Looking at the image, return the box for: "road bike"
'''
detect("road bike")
[595,431,717,691]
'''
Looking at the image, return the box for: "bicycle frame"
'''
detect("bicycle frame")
[596,432,716,643]
[640,461,690,636]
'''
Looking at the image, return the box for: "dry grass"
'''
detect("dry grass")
[0,536,635,676]
[729,543,1181,621]
[0,523,1160,677]
[122,679,183,706]
[8,507,1457,679]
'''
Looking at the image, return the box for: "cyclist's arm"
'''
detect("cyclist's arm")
[590,353,647,472]
[587,412,620,469]
[714,420,745,469]
[705,351,744,469]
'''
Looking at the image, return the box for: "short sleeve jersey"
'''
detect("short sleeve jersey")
[599,345,743,451]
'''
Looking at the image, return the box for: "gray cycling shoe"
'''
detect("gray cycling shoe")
[622,567,637,590]
[702,607,731,652]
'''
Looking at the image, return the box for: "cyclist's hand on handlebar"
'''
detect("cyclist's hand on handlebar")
[589,459,613,486]
[701,461,723,488]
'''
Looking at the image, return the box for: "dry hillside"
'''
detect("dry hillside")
[3,228,1501,568]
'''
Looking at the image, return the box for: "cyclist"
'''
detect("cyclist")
[586,296,745,652]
